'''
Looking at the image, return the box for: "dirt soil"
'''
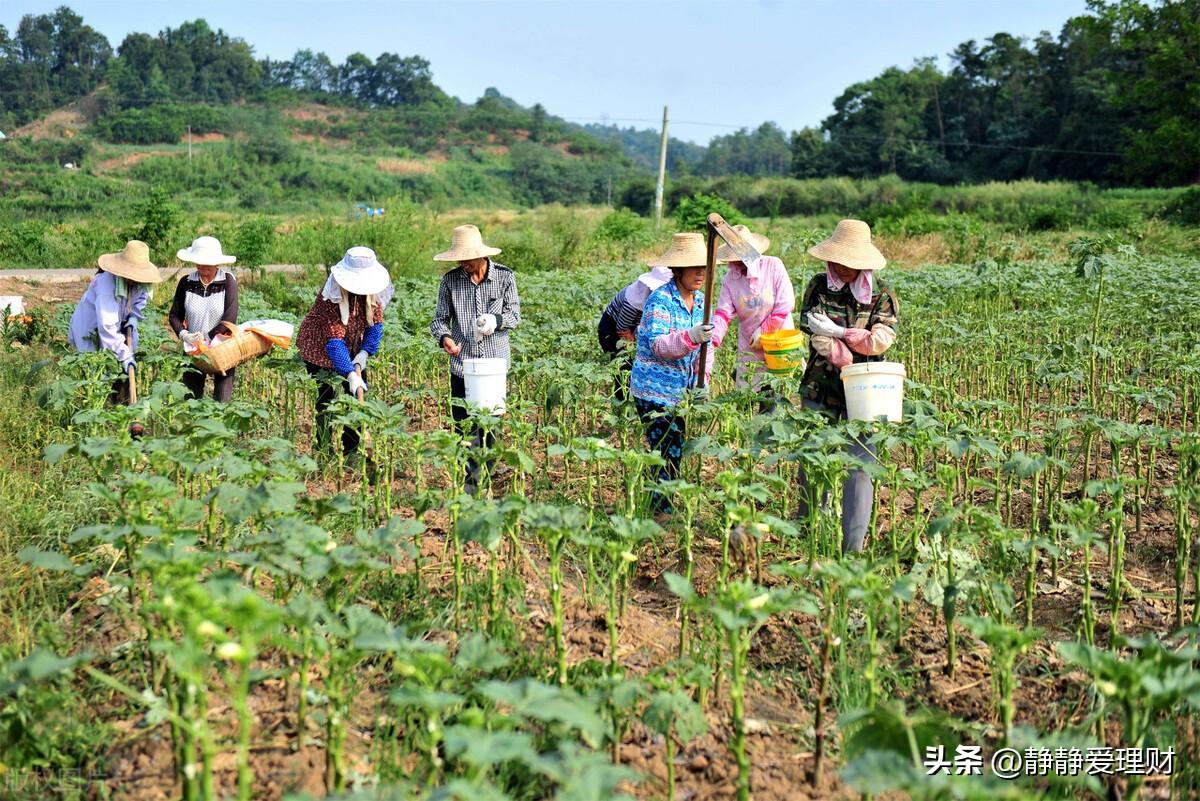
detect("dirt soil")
[15,289,1194,800]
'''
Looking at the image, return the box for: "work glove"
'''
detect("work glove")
[352,350,369,370]
[687,323,714,345]
[121,358,136,373]
[807,311,845,339]
[749,329,763,351]
[475,314,498,337]
[347,371,367,397]
[180,330,204,346]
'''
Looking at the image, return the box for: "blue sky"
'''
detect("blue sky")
[3,0,1091,144]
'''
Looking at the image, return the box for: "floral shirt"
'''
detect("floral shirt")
[798,273,899,410]
[631,279,714,406]
[297,291,384,374]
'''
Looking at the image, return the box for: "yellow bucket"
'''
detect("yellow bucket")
[760,329,806,375]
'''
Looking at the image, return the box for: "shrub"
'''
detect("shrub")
[672,192,744,232]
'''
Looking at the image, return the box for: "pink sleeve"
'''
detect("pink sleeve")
[827,339,854,368]
[652,329,700,361]
[710,278,736,348]
[843,325,896,356]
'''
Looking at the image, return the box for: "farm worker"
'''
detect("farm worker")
[708,224,796,403]
[630,233,716,519]
[296,246,393,458]
[67,239,164,404]
[597,265,673,401]
[429,224,521,496]
[168,236,239,401]
[798,220,899,554]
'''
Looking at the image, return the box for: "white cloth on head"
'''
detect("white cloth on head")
[321,273,395,324]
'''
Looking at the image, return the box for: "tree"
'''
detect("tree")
[790,127,834,179]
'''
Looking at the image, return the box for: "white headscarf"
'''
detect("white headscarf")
[320,273,395,324]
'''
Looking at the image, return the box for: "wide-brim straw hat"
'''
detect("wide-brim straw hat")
[433,224,502,262]
[636,266,673,291]
[650,233,715,269]
[716,225,771,261]
[330,246,391,296]
[808,219,886,271]
[97,240,163,283]
[177,235,236,266]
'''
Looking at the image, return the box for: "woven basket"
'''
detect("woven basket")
[192,325,273,375]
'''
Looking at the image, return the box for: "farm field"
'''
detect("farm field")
[0,218,1198,801]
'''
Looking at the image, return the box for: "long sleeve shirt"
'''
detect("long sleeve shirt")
[67,271,150,365]
[297,291,384,375]
[168,269,238,340]
[630,280,714,407]
[602,277,656,332]
[798,273,899,411]
[709,255,796,386]
[429,260,521,378]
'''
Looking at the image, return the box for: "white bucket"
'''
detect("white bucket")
[841,361,906,422]
[463,357,508,415]
[0,296,24,316]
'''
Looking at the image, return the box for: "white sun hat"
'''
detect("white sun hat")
[177,235,237,266]
[807,219,886,271]
[433,224,502,262]
[330,246,392,296]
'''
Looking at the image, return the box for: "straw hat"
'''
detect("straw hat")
[636,266,673,291]
[807,219,886,271]
[97,240,163,284]
[330,246,391,296]
[177,235,236,266]
[716,225,771,262]
[433,224,502,262]
[650,233,714,269]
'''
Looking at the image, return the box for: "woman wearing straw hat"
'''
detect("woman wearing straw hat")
[709,224,796,401]
[798,219,900,554]
[168,236,239,401]
[429,224,520,495]
[630,232,716,519]
[597,265,673,401]
[297,246,394,458]
[68,240,164,404]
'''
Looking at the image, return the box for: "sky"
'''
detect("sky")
[3,0,1093,144]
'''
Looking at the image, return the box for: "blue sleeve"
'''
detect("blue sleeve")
[326,339,354,376]
[361,323,383,355]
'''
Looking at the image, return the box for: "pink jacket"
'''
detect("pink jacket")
[710,256,796,386]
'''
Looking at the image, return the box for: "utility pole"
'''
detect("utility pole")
[654,106,668,226]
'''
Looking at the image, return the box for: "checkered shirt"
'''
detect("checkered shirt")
[429,260,521,377]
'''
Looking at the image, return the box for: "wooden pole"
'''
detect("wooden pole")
[696,224,718,389]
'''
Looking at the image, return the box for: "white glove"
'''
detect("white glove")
[688,323,714,345]
[475,314,498,337]
[347,371,367,397]
[807,311,845,339]
[180,330,204,346]
[749,329,763,351]
[121,358,136,373]
[352,350,369,370]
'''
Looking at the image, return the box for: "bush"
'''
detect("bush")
[672,192,744,232]
[1161,187,1200,226]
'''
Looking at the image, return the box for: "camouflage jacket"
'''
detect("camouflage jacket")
[797,274,900,411]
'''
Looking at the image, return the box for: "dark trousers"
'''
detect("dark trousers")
[182,367,234,402]
[451,373,497,487]
[634,397,685,514]
[305,362,360,456]
[598,311,632,401]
